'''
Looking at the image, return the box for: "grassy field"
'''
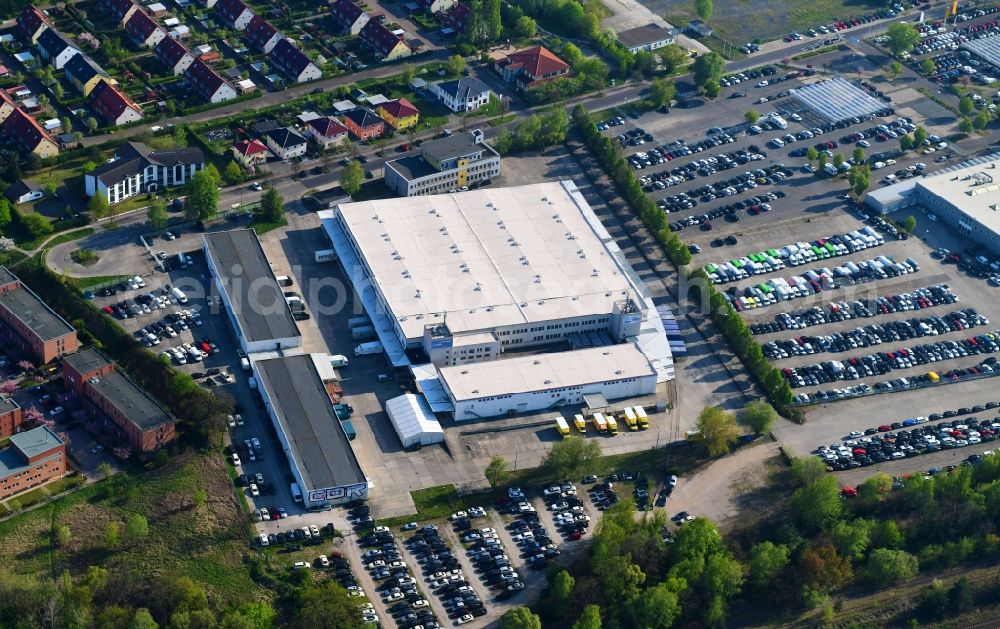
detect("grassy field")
[0,453,268,603]
[657,0,884,44]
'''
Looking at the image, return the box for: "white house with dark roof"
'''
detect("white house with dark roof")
[245,15,282,53]
[85,141,204,203]
[269,38,322,83]
[215,0,254,30]
[155,36,195,75]
[125,10,167,48]
[429,77,491,112]
[36,27,79,70]
[184,58,237,103]
[264,127,308,160]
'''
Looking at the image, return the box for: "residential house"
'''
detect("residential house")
[0,397,22,439]
[264,127,308,160]
[430,77,491,112]
[199,0,218,7]
[64,52,109,96]
[384,128,500,196]
[0,91,16,123]
[615,23,678,53]
[0,267,78,364]
[85,141,204,204]
[184,58,237,103]
[89,80,143,127]
[495,45,570,91]
[342,108,385,140]
[62,348,177,454]
[4,179,43,205]
[305,116,349,149]
[330,0,370,35]
[215,0,254,30]
[245,15,282,53]
[232,138,269,167]
[102,0,139,26]
[0,426,67,500]
[269,38,322,83]
[440,2,470,30]
[147,2,168,17]
[125,10,167,48]
[377,97,419,130]
[1,109,59,158]
[36,27,80,70]
[155,36,195,75]
[418,0,456,14]
[360,20,411,62]
[17,5,51,44]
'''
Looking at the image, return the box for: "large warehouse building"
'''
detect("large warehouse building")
[319,181,673,420]
[203,229,302,355]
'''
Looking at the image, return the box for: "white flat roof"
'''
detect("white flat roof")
[916,154,1000,235]
[336,181,637,340]
[439,343,655,401]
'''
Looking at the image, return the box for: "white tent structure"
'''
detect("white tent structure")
[385,394,445,448]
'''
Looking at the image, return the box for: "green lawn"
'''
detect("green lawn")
[250,215,288,235]
[381,485,475,527]
[21,227,96,252]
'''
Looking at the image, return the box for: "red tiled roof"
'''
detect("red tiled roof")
[184,57,228,98]
[500,46,570,78]
[156,36,192,66]
[125,10,162,42]
[1,108,56,153]
[245,15,279,49]
[360,20,405,56]
[234,138,268,156]
[17,5,50,39]
[306,116,348,138]
[379,97,418,119]
[88,79,141,122]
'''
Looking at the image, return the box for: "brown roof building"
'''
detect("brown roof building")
[495,46,571,91]
[0,267,78,364]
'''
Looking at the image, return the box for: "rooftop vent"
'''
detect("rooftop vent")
[533,360,541,365]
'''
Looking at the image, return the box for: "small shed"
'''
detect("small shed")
[5,179,44,205]
[687,20,713,37]
[385,394,444,449]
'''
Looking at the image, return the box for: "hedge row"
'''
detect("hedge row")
[571,105,795,414]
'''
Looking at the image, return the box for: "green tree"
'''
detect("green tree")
[831,519,873,560]
[20,212,52,238]
[975,109,992,131]
[341,159,364,196]
[806,146,819,162]
[867,548,918,586]
[959,117,974,134]
[0,198,12,230]
[919,579,949,620]
[921,58,937,74]
[886,22,920,56]
[948,576,974,614]
[899,134,914,151]
[902,214,917,234]
[960,95,975,116]
[741,400,776,435]
[703,79,721,98]
[401,64,416,85]
[126,513,149,543]
[86,116,99,132]
[913,126,928,146]
[695,405,739,457]
[833,153,845,168]
[291,581,360,628]
[790,475,842,532]
[128,608,159,629]
[870,519,904,550]
[87,194,110,219]
[849,164,871,197]
[541,436,603,481]
[500,607,542,629]
[660,44,689,73]
[547,570,575,619]
[629,582,681,628]
[260,186,284,222]
[649,77,676,108]
[105,521,120,549]
[447,54,467,76]
[745,109,760,124]
[223,160,244,185]
[185,165,221,220]
[747,541,789,591]
[888,60,904,77]
[572,605,602,629]
[53,523,71,547]
[147,200,168,231]
[694,0,713,21]
[193,487,208,507]
[513,15,536,38]
[853,146,865,163]
[691,52,725,88]
[484,455,509,489]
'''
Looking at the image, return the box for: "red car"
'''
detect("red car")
[878,425,891,432]
[102,305,114,314]
[568,530,582,541]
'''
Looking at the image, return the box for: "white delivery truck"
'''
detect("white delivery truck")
[330,354,350,367]
[291,483,303,503]
[354,341,384,356]
[170,286,188,304]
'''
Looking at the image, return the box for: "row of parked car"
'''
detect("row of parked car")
[750,284,960,336]
[667,191,785,232]
[763,308,990,359]
[781,331,1000,388]
[628,132,740,170]
[361,527,438,629]
[719,65,778,87]
[407,524,485,625]
[458,512,527,600]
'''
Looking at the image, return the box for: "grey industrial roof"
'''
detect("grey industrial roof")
[963,34,1000,69]
[0,266,16,286]
[0,396,18,416]
[89,369,173,431]
[255,355,366,491]
[203,229,301,344]
[791,77,884,123]
[0,269,75,341]
[616,23,675,48]
[10,425,62,459]
[62,347,112,375]
[421,131,496,166]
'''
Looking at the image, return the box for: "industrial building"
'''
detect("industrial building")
[383,129,500,197]
[253,354,368,507]
[385,394,444,448]
[319,181,673,420]
[791,77,885,124]
[962,34,1000,73]
[203,229,302,355]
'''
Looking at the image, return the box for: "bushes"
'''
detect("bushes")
[572,105,794,412]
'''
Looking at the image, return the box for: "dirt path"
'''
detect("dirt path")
[665,441,780,530]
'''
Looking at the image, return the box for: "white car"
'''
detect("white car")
[250,182,262,191]
[543,485,562,497]
[385,592,404,601]
[249,483,260,497]
[456,614,474,625]
[293,561,310,570]
[318,555,330,567]
[449,510,469,521]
